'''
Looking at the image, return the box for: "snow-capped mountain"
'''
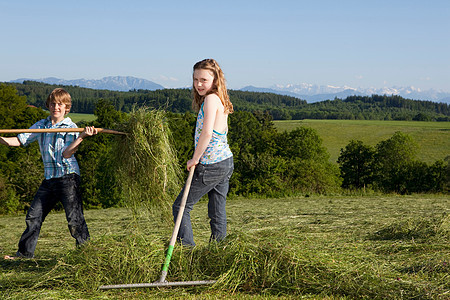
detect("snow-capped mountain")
[241,84,450,104]
[10,76,164,92]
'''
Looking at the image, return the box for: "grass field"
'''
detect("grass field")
[274,119,450,164]
[66,114,450,164]
[68,113,97,123]
[1,194,449,299]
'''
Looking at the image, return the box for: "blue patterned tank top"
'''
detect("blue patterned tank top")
[195,103,233,164]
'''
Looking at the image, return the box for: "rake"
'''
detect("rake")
[98,166,217,289]
[0,128,127,135]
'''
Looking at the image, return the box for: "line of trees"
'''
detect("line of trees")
[6,81,450,121]
[0,84,449,215]
[338,134,449,194]
[298,95,450,121]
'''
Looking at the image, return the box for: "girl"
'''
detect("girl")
[172,59,234,246]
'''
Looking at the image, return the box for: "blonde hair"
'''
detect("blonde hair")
[192,59,233,114]
[46,88,72,115]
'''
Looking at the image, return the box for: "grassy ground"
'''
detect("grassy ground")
[1,194,449,299]
[274,119,450,164]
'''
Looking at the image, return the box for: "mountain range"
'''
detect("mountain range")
[241,84,450,104]
[9,76,450,104]
[10,76,164,92]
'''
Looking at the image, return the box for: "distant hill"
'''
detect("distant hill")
[4,81,449,121]
[10,76,164,91]
[10,76,449,104]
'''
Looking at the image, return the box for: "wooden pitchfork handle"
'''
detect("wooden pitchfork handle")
[0,128,127,135]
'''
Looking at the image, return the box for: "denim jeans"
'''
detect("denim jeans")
[172,156,234,246]
[16,173,90,258]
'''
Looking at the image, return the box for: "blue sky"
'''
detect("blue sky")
[1,0,449,91]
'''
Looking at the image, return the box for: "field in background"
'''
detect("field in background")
[67,114,450,164]
[1,194,448,299]
[68,113,97,123]
[275,119,450,163]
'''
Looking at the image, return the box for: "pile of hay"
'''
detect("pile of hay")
[112,107,182,218]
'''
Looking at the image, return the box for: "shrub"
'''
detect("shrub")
[0,175,21,215]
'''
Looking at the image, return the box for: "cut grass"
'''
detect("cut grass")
[1,194,448,299]
[111,107,181,219]
[274,119,450,164]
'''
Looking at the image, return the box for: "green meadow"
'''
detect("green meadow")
[68,113,97,123]
[69,113,450,163]
[67,114,450,164]
[1,194,449,299]
[274,119,450,164]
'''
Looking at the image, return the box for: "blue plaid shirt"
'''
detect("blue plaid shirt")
[18,116,80,180]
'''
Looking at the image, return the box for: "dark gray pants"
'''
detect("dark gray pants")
[172,157,233,246]
[16,173,90,258]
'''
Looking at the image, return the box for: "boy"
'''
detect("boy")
[0,88,97,259]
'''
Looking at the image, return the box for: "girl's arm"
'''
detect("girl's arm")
[0,137,21,147]
[62,126,97,158]
[186,94,220,170]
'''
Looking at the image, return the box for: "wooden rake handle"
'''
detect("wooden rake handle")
[158,166,196,283]
[0,128,127,135]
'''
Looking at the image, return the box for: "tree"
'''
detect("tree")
[375,131,417,168]
[413,112,432,121]
[277,127,341,194]
[166,112,196,167]
[0,84,48,212]
[76,99,126,208]
[0,175,20,214]
[93,98,126,128]
[374,132,418,193]
[228,111,278,195]
[338,140,376,189]
[0,84,28,129]
[445,156,450,193]
[396,160,447,194]
[423,160,447,193]
[276,127,329,161]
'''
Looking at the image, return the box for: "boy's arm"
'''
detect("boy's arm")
[62,126,97,158]
[0,137,21,147]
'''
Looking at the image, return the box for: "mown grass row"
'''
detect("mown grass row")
[1,195,448,299]
[65,214,450,299]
